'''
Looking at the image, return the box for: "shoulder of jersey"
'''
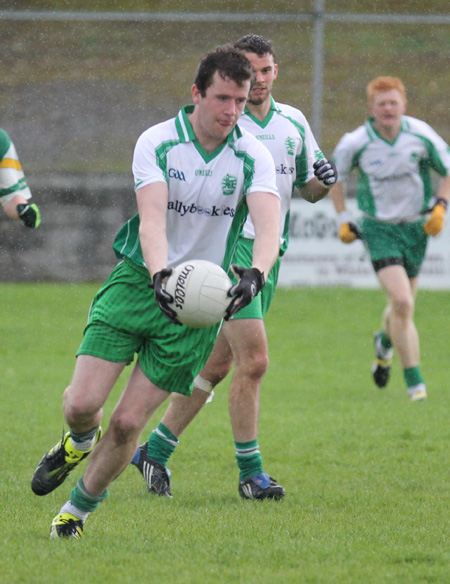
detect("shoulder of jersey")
[342,123,370,145]
[273,101,308,124]
[236,125,260,144]
[235,126,273,158]
[138,117,178,142]
[402,115,434,135]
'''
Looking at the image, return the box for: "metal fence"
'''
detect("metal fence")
[2,2,450,144]
[1,3,449,283]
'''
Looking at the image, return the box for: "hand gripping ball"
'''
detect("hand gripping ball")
[165,259,232,328]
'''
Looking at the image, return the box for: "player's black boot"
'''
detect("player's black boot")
[371,331,393,388]
[32,428,102,496]
[131,442,172,497]
[238,473,285,500]
[50,513,84,539]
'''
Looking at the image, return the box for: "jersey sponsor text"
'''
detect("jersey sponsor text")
[168,200,236,218]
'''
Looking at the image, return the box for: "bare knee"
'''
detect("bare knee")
[213,359,233,384]
[235,350,269,381]
[202,356,233,387]
[63,385,102,427]
[391,294,414,320]
[108,411,141,446]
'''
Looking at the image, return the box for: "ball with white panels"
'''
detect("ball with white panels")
[165,259,232,328]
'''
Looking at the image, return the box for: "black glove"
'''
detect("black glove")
[313,159,338,187]
[348,223,362,239]
[225,265,265,321]
[17,203,41,228]
[149,269,182,325]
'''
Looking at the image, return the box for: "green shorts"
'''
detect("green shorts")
[77,259,220,395]
[229,237,280,320]
[362,218,428,279]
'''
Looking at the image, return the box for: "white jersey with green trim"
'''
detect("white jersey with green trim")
[333,115,450,221]
[114,105,279,270]
[0,129,32,205]
[238,97,323,253]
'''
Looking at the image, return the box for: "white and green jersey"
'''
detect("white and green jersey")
[0,129,32,205]
[114,105,279,270]
[333,115,450,221]
[238,97,324,254]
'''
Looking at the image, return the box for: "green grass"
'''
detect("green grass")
[1,284,450,583]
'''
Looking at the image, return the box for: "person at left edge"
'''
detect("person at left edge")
[30,45,281,539]
[0,129,40,228]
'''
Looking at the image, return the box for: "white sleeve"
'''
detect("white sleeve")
[332,133,357,182]
[303,120,322,183]
[132,129,167,192]
[245,139,279,198]
[416,120,450,176]
[0,141,32,204]
[288,107,322,185]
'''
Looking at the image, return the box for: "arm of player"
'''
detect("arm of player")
[423,176,450,236]
[137,182,180,324]
[2,194,41,228]
[300,159,339,203]
[0,135,39,227]
[3,194,26,219]
[247,190,281,277]
[300,177,330,203]
[330,181,360,243]
[137,182,169,278]
[224,191,280,320]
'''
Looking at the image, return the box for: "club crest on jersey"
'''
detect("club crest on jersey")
[221,174,237,196]
[285,137,295,155]
[168,168,186,181]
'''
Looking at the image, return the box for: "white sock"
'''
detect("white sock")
[70,433,98,452]
[60,500,90,522]
[407,383,426,396]
[376,336,393,360]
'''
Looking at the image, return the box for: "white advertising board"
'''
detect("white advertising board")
[278,198,450,289]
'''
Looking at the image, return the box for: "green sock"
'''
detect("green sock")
[146,423,179,467]
[380,331,392,349]
[404,366,424,388]
[70,477,108,513]
[70,426,100,451]
[235,440,263,481]
[70,427,98,442]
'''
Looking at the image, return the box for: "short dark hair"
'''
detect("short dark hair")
[234,35,275,60]
[194,45,253,97]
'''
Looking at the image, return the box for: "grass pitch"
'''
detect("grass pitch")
[1,283,450,583]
